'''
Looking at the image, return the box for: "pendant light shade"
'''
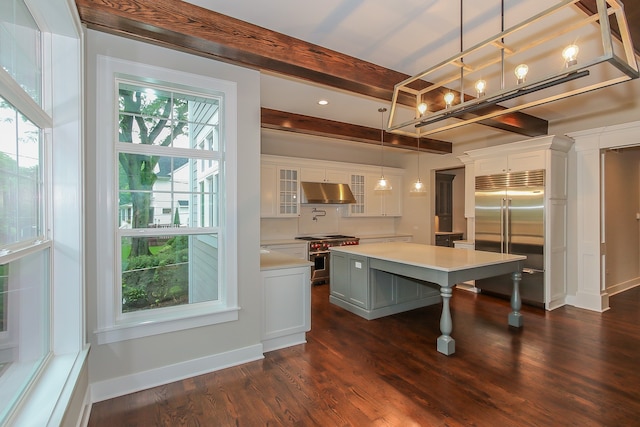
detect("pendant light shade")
[410,137,427,194]
[374,107,392,192]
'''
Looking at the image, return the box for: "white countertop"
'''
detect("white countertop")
[435,231,465,235]
[260,249,313,271]
[330,242,525,272]
[357,233,413,239]
[260,239,302,246]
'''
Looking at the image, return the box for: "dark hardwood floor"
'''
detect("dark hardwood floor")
[88,284,640,426]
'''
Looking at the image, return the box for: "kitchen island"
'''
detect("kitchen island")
[329,242,526,355]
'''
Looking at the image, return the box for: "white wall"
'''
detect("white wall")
[84,30,261,399]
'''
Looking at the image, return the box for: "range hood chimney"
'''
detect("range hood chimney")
[301,182,357,204]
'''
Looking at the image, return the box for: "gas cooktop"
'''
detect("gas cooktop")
[295,235,355,241]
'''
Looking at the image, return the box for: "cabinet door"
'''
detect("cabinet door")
[300,167,326,183]
[301,167,349,183]
[325,169,349,183]
[507,150,545,172]
[347,174,367,216]
[277,167,300,217]
[330,252,349,300]
[381,173,403,216]
[474,156,508,175]
[260,163,277,217]
[348,255,369,308]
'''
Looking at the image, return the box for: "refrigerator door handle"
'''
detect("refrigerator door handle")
[505,198,512,254]
[501,198,507,253]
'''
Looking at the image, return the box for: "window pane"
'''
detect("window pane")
[0,0,42,105]
[120,234,218,313]
[0,97,43,247]
[118,155,219,229]
[118,82,220,149]
[0,249,50,422]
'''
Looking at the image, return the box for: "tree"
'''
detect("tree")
[173,207,180,226]
[118,88,188,257]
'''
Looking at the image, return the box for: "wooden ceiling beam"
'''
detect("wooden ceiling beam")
[262,108,452,154]
[75,0,549,139]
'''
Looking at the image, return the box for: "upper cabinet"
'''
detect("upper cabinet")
[300,167,349,184]
[346,172,403,217]
[473,150,546,176]
[261,161,300,218]
[262,155,404,219]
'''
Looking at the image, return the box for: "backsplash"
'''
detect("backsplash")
[261,205,396,240]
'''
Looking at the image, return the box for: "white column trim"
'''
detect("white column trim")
[568,120,640,312]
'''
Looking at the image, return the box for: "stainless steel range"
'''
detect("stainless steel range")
[295,235,359,285]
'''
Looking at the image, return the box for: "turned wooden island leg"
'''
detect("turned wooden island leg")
[508,271,523,327]
[437,286,455,355]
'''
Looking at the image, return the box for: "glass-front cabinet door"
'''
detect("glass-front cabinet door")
[278,167,300,217]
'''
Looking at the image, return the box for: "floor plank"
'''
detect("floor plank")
[88,285,640,426]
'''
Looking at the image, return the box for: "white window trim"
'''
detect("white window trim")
[0,0,86,423]
[94,56,239,345]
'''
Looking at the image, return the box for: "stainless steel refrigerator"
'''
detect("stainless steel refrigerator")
[474,170,545,307]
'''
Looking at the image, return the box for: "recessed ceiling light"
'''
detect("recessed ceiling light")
[318,99,329,106]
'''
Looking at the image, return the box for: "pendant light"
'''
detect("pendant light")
[374,107,392,192]
[410,137,426,193]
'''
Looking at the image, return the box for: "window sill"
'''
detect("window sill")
[95,307,240,345]
[6,346,89,426]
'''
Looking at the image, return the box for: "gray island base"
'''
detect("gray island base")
[329,242,526,355]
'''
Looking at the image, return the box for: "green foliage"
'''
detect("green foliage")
[121,236,190,312]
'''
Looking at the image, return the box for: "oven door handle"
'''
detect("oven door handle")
[309,251,330,256]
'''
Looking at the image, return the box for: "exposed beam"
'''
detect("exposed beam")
[261,108,452,154]
[74,0,548,138]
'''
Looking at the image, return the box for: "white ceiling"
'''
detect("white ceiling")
[185,0,640,154]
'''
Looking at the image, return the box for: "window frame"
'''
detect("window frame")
[0,0,85,424]
[94,56,239,345]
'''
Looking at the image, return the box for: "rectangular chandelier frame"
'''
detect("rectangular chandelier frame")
[387,0,639,138]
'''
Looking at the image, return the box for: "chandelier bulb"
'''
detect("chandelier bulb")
[444,92,455,108]
[514,64,529,84]
[417,102,428,116]
[475,79,487,97]
[562,44,579,67]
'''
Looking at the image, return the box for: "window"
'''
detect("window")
[96,56,238,343]
[0,0,83,423]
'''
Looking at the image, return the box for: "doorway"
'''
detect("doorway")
[434,167,466,242]
[603,146,640,296]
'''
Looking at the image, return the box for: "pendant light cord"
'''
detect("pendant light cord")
[379,107,387,176]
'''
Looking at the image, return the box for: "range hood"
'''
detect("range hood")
[300,182,357,204]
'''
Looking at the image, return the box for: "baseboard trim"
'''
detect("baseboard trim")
[89,344,264,404]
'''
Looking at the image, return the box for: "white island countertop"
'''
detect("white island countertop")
[260,249,312,271]
[330,242,525,272]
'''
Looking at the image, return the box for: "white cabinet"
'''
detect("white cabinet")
[300,167,349,183]
[261,163,300,218]
[261,264,311,352]
[260,163,278,217]
[347,173,403,217]
[474,150,545,175]
[367,173,403,216]
[261,155,404,218]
